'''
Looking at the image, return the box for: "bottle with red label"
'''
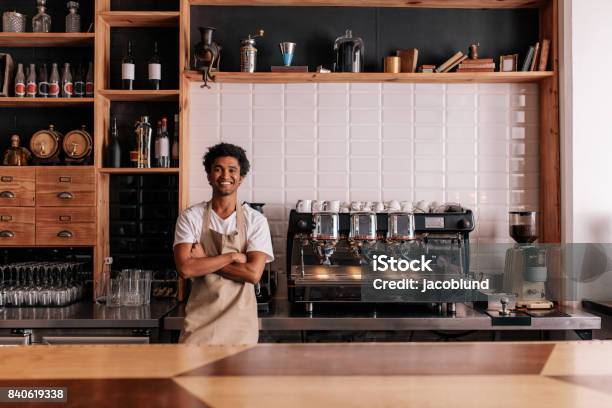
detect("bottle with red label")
[85,62,94,97]
[38,63,49,97]
[14,63,25,97]
[49,63,60,98]
[26,64,37,98]
[61,62,73,98]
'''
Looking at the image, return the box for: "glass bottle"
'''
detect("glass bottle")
[154,120,162,167]
[148,41,161,90]
[14,63,25,97]
[122,41,135,90]
[85,62,94,97]
[48,63,60,98]
[171,113,179,167]
[158,117,170,168]
[65,1,81,33]
[73,63,85,97]
[135,116,152,168]
[107,117,121,168]
[38,63,48,97]
[32,0,52,33]
[61,63,73,97]
[26,64,37,98]
[95,257,112,304]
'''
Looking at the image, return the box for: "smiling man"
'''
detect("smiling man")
[173,143,274,345]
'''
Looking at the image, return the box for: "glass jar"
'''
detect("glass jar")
[32,0,51,33]
[65,1,81,33]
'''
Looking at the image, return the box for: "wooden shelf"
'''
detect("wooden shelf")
[183,70,554,84]
[98,168,180,174]
[0,97,94,107]
[100,11,180,27]
[0,33,94,47]
[189,0,545,8]
[98,90,179,102]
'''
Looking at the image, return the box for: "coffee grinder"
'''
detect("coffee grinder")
[503,211,554,309]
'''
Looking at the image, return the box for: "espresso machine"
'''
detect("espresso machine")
[286,201,475,312]
[503,211,554,309]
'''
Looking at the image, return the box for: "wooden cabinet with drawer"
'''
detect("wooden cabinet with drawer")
[0,207,35,246]
[0,167,35,207]
[36,208,96,246]
[36,168,95,207]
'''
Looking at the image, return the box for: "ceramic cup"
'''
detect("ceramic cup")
[388,200,401,212]
[374,201,385,213]
[296,199,312,213]
[324,200,340,212]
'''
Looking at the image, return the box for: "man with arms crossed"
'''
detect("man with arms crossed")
[173,143,274,345]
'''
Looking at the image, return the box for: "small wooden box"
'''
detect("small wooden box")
[0,53,14,97]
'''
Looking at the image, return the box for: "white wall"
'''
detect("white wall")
[188,81,540,277]
[565,0,612,243]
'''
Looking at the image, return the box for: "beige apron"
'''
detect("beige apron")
[179,202,259,345]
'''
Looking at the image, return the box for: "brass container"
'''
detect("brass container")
[384,56,401,73]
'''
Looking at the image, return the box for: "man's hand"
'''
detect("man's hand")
[232,252,247,264]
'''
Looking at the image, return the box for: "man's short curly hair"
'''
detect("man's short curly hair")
[203,142,250,177]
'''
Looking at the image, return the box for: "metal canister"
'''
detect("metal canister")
[3,11,26,33]
[240,30,264,73]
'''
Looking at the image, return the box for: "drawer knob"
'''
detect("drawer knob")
[57,230,73,238]
[0,230,15,238]
[57,192,74,200]
[0,215,12,222]
[59,176,72,183]
[0,176,13,182]
[0,191,15,199]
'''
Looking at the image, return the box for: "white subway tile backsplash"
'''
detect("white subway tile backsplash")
[318,141,347,156]
[382,93,413,108]
[286,93,316,108]
[286,140,315,156]
[285,125,315,140]
[383,125,412,140]
[350,93,380,108]
[253,108,283,124]
[351,141,380,156]
[318,109,348,124]
[350,125,379,140]
[382,109,412,124]
[318,173,349,188]
[285,173,315,188]
[189,81,541,274]
[286,157,316,172]
[253,93,282,108]
[318,93,348,108]
[253,125,282,141]
[319,126,348,140]
[350,109,380,124]
[415,109,444,124]
[319,157,348,172]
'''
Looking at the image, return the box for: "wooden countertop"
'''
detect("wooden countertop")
[1,341,612,407]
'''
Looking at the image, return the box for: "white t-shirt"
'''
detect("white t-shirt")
[173,202,274,263]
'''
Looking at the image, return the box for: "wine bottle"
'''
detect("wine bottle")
[85,62,94,97]
[148,41,161,90]
[14,63,25,97]
[158,117,170,168]
[171,113,179,167]
[74,63,85,97]
[122,41,135,90]
[26,64,37,98]
[48,63,60,98]
[61,63,73,98]
[38,63,49,97]
[107,117,121,168]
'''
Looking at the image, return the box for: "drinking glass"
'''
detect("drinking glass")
[121,269,144,306]
[107,276,123,307]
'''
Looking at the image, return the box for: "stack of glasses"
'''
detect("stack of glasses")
[0,261,88,307]
[104,269,152,307]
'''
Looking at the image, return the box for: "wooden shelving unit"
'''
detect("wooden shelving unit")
[188,0,545,7]
[0,32,94,47]
[98,168,180,174]
[98,89,179,101]
[100,11,180,27]
[183,70,554,84]
[0,98,95,107]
